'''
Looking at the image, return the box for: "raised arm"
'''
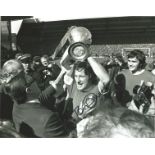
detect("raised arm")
[87,57,110,85]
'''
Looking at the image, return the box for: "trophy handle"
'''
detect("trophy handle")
[51,26,77,60]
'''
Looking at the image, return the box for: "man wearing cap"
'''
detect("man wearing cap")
[40,55,61,90]
[18,53,32,74]
[29,56,46,91]
[17,53,41,96]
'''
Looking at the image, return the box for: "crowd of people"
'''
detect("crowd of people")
[0,26,155,138]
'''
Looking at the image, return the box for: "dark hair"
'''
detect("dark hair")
[74,61,97,85]
[115,53,125,64]
[41,55,49,59]
[127,50,146,69]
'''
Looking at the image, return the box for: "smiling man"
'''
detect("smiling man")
[115,50,155,114]
[67,59,110,122]
[60,27,110,123]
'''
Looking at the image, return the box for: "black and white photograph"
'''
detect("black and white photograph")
[1,15,155,138]
[0,0,155,154]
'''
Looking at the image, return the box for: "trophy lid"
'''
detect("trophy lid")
[69,26,92,45]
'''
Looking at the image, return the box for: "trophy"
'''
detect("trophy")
[68,42,90,61]
[52,26,92,61]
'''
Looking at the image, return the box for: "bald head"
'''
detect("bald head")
[69,26,92,45]
[2,59,24,84]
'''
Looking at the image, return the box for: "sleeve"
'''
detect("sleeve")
[44,112,68,137]
[38,85,56,109]
[50,64,61,79]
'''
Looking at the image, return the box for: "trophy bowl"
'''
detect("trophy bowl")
[68,42,89,61]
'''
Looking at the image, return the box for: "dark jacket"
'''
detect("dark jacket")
[12,86,68,138]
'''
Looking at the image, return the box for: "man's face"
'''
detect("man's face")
[41,58,49,67]
[74,69,90,91]
[128,57,140,73]
[22,63,29,74]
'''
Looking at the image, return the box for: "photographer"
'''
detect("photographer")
[40,55,61,89]
[115,49,155,115]
[17,53,41,99]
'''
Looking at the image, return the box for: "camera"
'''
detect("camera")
[133,81,153,114]
[42,69,51,79]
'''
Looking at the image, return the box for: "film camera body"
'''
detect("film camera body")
[133,81,153,114]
